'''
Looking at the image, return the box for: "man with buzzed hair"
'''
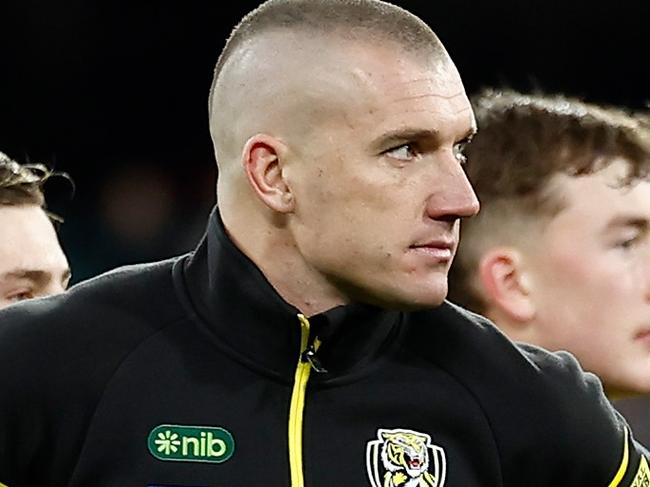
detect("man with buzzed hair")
[0,2,647,486]
[0,151,71,308]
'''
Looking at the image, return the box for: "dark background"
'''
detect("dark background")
[0,0,648,283]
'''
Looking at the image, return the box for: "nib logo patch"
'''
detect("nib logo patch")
[148,424,235,463]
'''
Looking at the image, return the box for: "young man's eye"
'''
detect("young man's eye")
[615,231,645,250]
[617,238,636,250]
[384,144,417,161]
[6,290,34,303]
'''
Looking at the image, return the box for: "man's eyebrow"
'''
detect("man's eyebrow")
[370,128,440,151]
[0,268,72,288]
[372,127,476,150]
[0,269,50,282]
[1,267,72,284]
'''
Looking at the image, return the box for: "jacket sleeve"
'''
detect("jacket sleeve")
[517,345,649,486]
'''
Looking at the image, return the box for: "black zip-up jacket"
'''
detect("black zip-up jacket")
[0,209,648,487]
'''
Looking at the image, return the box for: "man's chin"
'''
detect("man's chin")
[338,275,448,311]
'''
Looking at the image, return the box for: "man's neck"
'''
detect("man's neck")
[222,208,348,317]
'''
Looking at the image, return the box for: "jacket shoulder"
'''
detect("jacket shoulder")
[405,302,647,485]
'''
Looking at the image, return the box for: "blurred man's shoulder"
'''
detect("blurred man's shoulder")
[407,300,529,363]
[408,302,617,437]
[414,301,610,397]
[0,255,188,360]
[408,302,646,482]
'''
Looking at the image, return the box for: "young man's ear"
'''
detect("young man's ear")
[241,134,294,213]
[477,247,535,323]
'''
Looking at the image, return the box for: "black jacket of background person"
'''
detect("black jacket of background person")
[0,208,648,487]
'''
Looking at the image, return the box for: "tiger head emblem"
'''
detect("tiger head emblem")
[366,428,446,487]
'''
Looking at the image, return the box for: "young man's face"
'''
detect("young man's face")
[0,205,71,309]
[524,160,650,395]
[284,45,479,309]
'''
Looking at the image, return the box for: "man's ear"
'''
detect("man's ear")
[477,247,535,323]
[241,134,294,213]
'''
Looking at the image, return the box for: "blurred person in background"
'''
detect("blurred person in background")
[65,161,212,281]
[0,151,71,308]
[449,89,650,443]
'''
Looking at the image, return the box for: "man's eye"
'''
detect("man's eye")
[384,144,417,161]
[614,231,645,251]
[618,236,644,249]
[7,290,34,303]
[616,238,634,250]
[453,142,468,164]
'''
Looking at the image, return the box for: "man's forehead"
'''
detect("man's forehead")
[346,41,454,86]
[0,206,56,243]
[349,72,473,138]
[339,45,470,112]
[0,206,67,263]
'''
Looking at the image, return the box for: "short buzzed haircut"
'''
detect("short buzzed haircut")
[448,90,650,313]
[208,0,445,118]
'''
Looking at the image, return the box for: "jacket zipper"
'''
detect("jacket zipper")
[288,314,322,487]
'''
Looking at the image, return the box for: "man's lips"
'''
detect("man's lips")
[408,240,455,260]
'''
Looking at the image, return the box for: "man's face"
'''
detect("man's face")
[523,160,650,395]
[283,44,479,309]
[0,205,71,309]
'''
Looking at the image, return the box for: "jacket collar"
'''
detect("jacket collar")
[181,207,401,381]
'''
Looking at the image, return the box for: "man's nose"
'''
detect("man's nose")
[425,153,480,220]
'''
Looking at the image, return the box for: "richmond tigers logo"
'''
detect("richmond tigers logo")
[366,428,446,487]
